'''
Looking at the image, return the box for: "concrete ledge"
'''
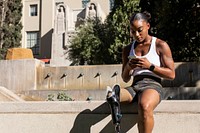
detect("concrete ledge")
[0,100,200,113]
[0,100,199,133]
[0,86,24,101]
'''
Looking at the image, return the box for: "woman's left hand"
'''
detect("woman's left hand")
[134,57,151,69]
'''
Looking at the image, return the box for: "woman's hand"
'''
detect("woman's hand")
[129,58,151,69]
[128,58,138,69]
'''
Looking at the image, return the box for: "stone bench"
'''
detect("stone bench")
[0,100,199,133]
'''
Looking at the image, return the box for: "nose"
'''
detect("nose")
[135,31,140,37]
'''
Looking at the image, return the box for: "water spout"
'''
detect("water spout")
[44,73,52,89]
[44,73,51,79]
[77,73,84,79]
[60,73,67,89]
[94,72,101,78]
[60,73,67,79]
[111,71,118,83]
[111,71,118,77]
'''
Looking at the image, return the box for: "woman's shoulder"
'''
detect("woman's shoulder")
[155,37,171,53]
[122,43,132,57]
[155,37,169,48]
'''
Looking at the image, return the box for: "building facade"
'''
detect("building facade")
[21,0,111,65]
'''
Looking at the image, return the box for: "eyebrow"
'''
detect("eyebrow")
[131,26,143,31]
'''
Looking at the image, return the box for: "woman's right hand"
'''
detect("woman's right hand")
[128,58,140,69]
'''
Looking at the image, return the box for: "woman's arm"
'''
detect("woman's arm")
[121,45,133,82]
[154,39,175,79]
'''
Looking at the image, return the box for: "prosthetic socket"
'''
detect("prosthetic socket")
[106,85,122,132]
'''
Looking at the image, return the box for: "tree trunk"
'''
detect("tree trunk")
[0,0,7,49]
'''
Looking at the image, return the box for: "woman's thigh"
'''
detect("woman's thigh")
[138,89,160,110]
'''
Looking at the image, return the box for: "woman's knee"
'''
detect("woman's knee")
[138,101,154,116]
[139,101,150,110]
[138,89,160,113]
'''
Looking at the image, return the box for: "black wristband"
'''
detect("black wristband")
[149,64,155,71]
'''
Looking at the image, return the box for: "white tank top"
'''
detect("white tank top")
[129,37,161,78]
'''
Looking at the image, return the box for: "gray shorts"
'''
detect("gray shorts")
[126,76,164,102]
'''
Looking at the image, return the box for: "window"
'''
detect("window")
[30,4,38,16]
[82,0,90,8]
[27,32,40,55]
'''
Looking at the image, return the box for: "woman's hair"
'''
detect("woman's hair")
[129,11,151,25]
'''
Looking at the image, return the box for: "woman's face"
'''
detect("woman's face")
[130,20,150,43]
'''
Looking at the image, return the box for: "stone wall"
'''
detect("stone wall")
[37,62,200,90]
[0,59,200,92]
[37,64,132,90]
[0,59,44,93]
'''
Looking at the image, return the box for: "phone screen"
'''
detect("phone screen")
[128,55,136,60]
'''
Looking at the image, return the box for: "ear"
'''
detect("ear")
[145,22,150,30]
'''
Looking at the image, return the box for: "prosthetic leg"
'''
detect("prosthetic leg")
[106,84,122,133]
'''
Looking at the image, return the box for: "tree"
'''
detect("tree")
[107,0,141,63]
[68,18,116,65]
[140,0,200,62]
[68,0,141,65]
[0,0,23,59]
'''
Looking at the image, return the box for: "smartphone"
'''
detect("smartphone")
[128,55,136,60]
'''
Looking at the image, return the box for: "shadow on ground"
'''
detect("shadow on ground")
[70,102,138,133]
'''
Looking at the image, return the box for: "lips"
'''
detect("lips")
[136,37,142,42]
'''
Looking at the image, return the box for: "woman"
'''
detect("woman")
[120,11,175,133]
